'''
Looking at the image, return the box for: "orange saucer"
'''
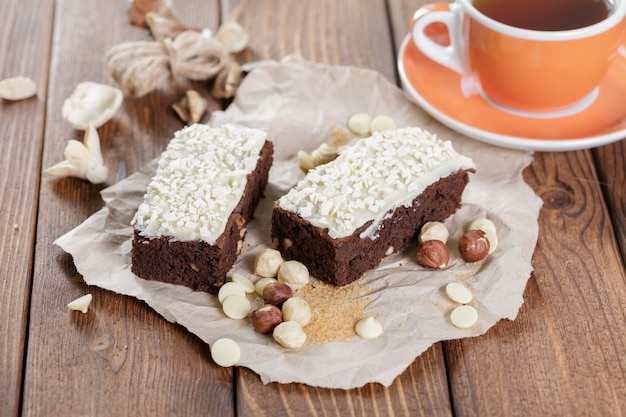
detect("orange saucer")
[398,33,626,151]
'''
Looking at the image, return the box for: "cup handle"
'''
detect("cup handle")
[411,3,467,75]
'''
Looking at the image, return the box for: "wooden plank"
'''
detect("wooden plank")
[22,1,234,416]
[237,345,452,417]
[225,0,453,415]
[594,141,626,260]
[0,0,54,415]
[389,1,626,414]
[445,151,626,416]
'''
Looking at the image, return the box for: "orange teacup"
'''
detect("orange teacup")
[412,0,626,113]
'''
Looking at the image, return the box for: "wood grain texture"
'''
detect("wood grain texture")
[225,0,453,415]
[0,1,54,415]
[237,344,452,417]
[21,1,233,416]
[443,151,626,417]
[594,140,626,261]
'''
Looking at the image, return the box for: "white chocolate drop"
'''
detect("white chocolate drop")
[369,114,396,133]
[218,281,246,304]
[347,112,372,136]
[222,295,251,319]
[211,338,241,367]
[450,305,478,329]
[254,277,278,296]
[445,282,473,304]
[355,316,383,339]
[230,273,255,293]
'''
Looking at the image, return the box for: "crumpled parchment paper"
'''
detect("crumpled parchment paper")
[55,60,542,389]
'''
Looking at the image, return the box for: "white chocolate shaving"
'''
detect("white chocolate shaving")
[62,82,123,130]
[45,124,108,184]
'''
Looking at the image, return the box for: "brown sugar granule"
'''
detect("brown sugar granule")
[300,279,372,345]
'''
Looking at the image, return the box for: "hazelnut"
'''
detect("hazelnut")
[255,277,278,296]
[458,230,490,262]
[273,321,306,349]
[277,260,310,290]
[418,221,449,244]
[467,218,498,254]
[254,248,283,278]
[281,297,312,327]
[251,305,283,334]
[263,282,293,307]
[415,240,450,269]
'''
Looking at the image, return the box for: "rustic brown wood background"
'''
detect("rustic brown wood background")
[1,0,624,416]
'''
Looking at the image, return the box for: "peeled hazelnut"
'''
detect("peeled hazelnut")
[281,297,312,327]
[273,321,306,349]
[254,248,283,278]
[277,260,309,290]
[415,240,450,269]
[458,230,490,262]
[419,221,449,244]
[251,304,283,334]
[263,282,293,307]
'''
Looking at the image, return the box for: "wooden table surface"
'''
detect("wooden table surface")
[2,0,625,416]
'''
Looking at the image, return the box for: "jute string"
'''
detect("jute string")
[105,31,228,97]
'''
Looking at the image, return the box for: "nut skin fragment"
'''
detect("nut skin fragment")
[0,76,37,101]
[273,321,307,349]
[263,282,293,308]
[458,230,490,262]
[62,82,123,130]
[281,297,312,327]
[415,240,450,269]
[67,294,93,314]
[277,260,310,290]
[254,248,283,278]
[44,124,108,184]
[172,89,207,123]
[251,304,283,334]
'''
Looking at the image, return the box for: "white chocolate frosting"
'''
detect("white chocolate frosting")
[132,124,267,243]
[277,127,475,239]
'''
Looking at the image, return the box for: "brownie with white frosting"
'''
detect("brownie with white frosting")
[271,127,475,286]
[131,124,273,294]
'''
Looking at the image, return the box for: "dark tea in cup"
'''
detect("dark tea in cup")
[472,0,612,31]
